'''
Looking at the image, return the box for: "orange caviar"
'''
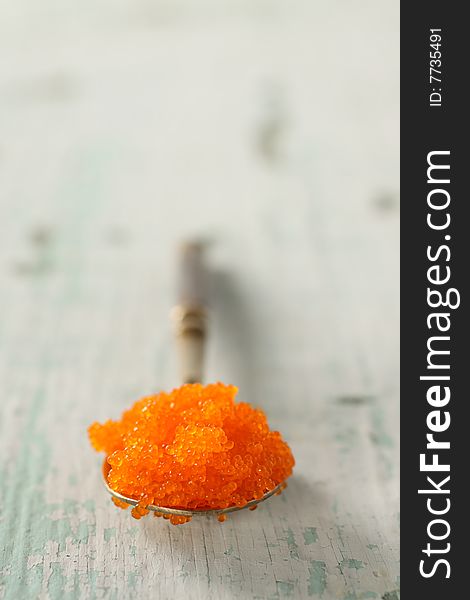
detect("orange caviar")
[88,383,294,524]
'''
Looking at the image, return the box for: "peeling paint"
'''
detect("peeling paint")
[48,563,67,600]
[104,528,116,542]
[303,527,318,545]
[128,572,138,590]
[0,390,105,599]
[83,499,95,513]
[25,563,43,598]
[75,521,95,544]
[308,561,327,597]
[338,558,365,572]
[285,528,299,559]
[63,499,79,515]
[276,580,295,597]
[336,525,346,547]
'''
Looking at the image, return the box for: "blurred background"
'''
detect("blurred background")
[0,1,399,599]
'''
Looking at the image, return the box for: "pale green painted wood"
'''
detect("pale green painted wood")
[0,1,399,598]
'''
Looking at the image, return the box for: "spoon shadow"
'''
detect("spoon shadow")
[208,268,259,403]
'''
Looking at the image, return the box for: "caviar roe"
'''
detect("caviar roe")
[88,383,294,524]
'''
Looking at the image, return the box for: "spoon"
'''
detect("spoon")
[101,241,287,518]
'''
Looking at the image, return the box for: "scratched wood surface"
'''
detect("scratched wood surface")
[0,1,399,599]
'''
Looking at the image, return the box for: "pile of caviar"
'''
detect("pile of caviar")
[88,383,294,524]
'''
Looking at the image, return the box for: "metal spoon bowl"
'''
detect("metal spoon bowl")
[102,460,286,517]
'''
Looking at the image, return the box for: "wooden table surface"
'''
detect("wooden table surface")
[0,1,399,598]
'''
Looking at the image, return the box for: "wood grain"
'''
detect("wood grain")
[0,1,399,598]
